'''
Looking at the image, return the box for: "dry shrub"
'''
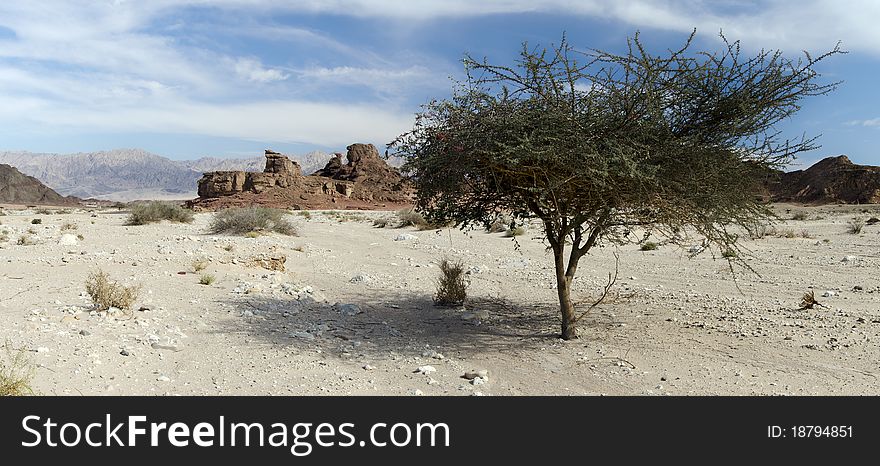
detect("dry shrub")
[505,226,526,237]
[199,274,215,286]
[847,217,865,234]
[434,259,467,306]
[126,202,194,225]
[0,342,35,396]
[640,241,658,251]
[85,270,141,311]
[192,257,209,272]
[396,208,428,228]
[61,222,77,231]
[210,207,297,236]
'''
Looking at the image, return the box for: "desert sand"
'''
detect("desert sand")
[1,204,878,396]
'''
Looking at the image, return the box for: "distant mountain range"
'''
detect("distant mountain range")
[0,149,335,201]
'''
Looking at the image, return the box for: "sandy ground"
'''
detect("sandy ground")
[1,204,878,396]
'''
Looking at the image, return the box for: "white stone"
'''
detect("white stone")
[394,234,418,241]
[416,365,437,375]
[58,234,78,246]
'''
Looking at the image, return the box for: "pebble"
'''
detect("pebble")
[363,364,375,371]
[334,303,362,316]
[156,376,171,382]
[120,349,131,357]
[464,370,489,380]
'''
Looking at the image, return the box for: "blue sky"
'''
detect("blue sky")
[0,1,878,168]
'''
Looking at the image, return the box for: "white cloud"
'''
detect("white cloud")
[233,58,289,83]
[5,97,414,147]
[847,118,880,127]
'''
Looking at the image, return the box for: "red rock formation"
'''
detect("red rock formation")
[191,145,411,210]
[769,155,880,204]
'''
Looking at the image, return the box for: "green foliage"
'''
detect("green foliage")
[126,202,194,225]
[434,259,467,306]
[390,32,841,339]
[209,207,297,236]
[640,241,659,251]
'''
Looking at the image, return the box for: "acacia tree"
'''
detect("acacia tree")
[390,32,842,340]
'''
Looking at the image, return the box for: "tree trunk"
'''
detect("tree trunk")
[553,245,578,340]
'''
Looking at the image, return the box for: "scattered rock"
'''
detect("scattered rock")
[333,303,362,316]
[463,370,489,380]
[394,233,418,241]
[822,290,836,298]
[58,234,78,246]
[415,365,437,375]
[156,375,171,382]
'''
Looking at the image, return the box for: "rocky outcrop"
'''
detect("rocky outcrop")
[313,143,408,202]
[191,145,410,210]
[0,164,79,205]
[769,155,880,204]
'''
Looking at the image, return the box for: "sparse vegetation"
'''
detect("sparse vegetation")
[61,222,77,231]
[198,274,215,286]
[76,234,85,241]
[434,259,468,306]
[192,257,209,272]
[222,244,235,252]
[373,218,390,228]
[505,226,526,237]
[16,235,36,246]
[210,207,297,236]
[791,212,808,221]
[30,218,41,225]
[721,249,738,259]
[84,270,141,311]
[126,202,194,225]
[847,217,865,234]
[640,242,659,251]
[1,342,35,396]
[294,210,312,220]
[35,209,52,215]
[396,208,428,228]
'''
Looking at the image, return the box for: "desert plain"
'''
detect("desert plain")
[1,203,878,396]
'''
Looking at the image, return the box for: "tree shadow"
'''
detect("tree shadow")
[208,289,616,362]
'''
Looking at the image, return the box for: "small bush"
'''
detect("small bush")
[1,342,35,396]
[61,222,77,231]
[505,226,526,237]
[748,223,774,240]
[396,208,428,228]
[434,259,467,306]
[847,217,865,235]
[126,202,194,225]
[192,257,209,272]
[295,210,312,220]
[721,249,738,259]
[640,241,658,251]
[790,212,808,221]
[76,234,85,241]
[210,207,297,236]
[777,228,797,239]
[84,270,141,311]
[199,274,215,286]
[487,215,512,233]
[373,218,389,228]
[35,209,52,215]
[16,235,36,246]
[222,244,235,252]
[31,218,42,225]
